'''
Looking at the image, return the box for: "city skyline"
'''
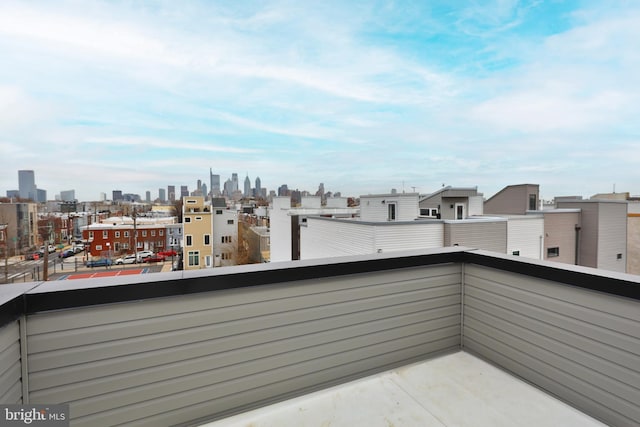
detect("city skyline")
[1,1,639,201]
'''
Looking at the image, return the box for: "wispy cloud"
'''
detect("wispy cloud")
[0,1,638,200]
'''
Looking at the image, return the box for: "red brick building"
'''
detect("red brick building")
[82,224,167,257]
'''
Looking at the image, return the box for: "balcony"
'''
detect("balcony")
[0,247,638,426]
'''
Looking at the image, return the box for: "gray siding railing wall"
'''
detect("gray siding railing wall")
[25,263,462,426]
[463,263,640,427]
[1,248,639,427]
[0,320,22,404]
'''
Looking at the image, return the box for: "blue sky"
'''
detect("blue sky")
[0,0,638,201]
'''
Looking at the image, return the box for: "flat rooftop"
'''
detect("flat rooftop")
[202,352,605,427]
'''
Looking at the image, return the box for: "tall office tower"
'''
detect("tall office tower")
[99,192,107,202]
[223,179,233,197]
[36,189,47,203]
[145,191,151,203]
[244,175,251,197]
[168,185,176,202]
[210,169,221,197]
[60,190,76,202]
[197,180,202,192]
[278,184,289,196]
[201,184,208,200]
[180,186,189,198]
[255,177,261,197]
[18,170,36,200]
[112,190,123,201]
[159,188,166,202]
[232,173,239,193]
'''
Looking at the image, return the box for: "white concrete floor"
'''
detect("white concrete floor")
[202,352,606,427]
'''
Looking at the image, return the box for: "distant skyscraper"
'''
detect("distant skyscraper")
[159,188,166,202]
[60,190,76,202]
[168,185,176,202]
[99,192,107,202]
[112,190,123,201]
[6,190,19,199]
[255,176,262,197]
[180,185,189,198]
[278,184,289,196]
[201,184,208,200]
[145,191,151,203]
[232,173,239,193]
[244,175,251,197]
[210,169,220,197]
[36,189,46,202]
[18,170,36,200]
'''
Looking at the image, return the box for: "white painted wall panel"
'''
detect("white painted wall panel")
[597,203,627,272]
[506,216,543,259]
[269,197,293,262]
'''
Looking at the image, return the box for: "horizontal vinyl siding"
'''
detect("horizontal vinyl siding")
[374,223,443,252]
[463,264,640,427]
[26,264,462,426]
[0,320,22,404]
[445,221,507,253]
[300,220,375,259]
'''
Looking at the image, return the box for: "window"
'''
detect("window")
[227,219,234,225]
[188,251,199,266]
[186,199,197,204]
[142,231,147,237]
[159,230,164,236]
[387,203,396,221]
[185,217,191,223]
[512,251,520,256]
[186,235,192,246]
[221,236,232,243]
[547,247,560,257]
[196,216,202,221]
[151,230,156,236]
[124,231,129,237]
[95,245,102,251]
[204,234,210,245]
[102,231,108,238]
[529,194,537,211]
[122,243,129,249]
[89,231,94,239]
[216,210,223,215]
[115,231,120,238]
[221,252,232,260]
[617,253,623,260]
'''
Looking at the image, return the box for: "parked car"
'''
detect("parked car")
[25,252,38,261]
[59,249,75,258]
[158,250,177,257]
[40,245,56,253]
[115,255,137,265]
[143,254,166,263]
[85,258,113,267]
[73,243,85,253]
[136,251,154,262]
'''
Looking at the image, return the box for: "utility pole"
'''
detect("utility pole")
[133,206,138,263]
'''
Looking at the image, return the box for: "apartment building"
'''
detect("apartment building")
[182,196,213,270]
[0,202,38,256]
[82,224,166,257]
[419,186,483,219]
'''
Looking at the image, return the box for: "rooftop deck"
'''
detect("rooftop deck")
[0,247,638,426]
[203,351,605,427]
